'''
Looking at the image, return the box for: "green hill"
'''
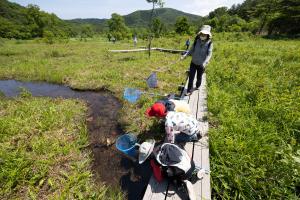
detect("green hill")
[124,8,201,27]
[67,8,203,29]
[66,18,107,26]
[65,18,107,33]
[0,0,26,24]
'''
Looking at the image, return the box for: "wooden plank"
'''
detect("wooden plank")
[185,142,202,199]
[185,72,211,200]
[143,176,169,200]
[197,74,208,121]
[143,176,182,200]
[189,90,199,117]
[108,47,185,54]
[184,139,210,200]
[108,48,148,53]
[196,73,211,200]
[201,137,211,200]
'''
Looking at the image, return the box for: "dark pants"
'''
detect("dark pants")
[175,132,199,143]
[187,62,204,92]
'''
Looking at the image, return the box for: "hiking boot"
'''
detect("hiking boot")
[176,181,187,194]
[185,91,192,96]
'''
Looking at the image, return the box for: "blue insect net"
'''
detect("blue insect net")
[123,88,142,103]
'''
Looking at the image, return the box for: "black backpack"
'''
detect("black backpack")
[154,143,195,181]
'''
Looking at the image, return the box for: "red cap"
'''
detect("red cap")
[145,103,167,118]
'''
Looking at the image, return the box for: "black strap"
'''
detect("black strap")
[192,35,198,49]
[180,70,189,97]
[164,180,170,200]
[191,141,195,161]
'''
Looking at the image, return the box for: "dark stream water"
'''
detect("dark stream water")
[0,80,151,200]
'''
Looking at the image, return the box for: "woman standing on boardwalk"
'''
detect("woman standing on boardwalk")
[181,25,213,96]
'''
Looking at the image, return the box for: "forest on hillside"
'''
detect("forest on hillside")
[0,0,93,40]
[0,0,299,40]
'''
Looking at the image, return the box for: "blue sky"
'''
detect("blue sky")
[10,0,245,19]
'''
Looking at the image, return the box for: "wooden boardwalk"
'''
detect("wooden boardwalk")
[143,73,211,200]
[108,47,185,54]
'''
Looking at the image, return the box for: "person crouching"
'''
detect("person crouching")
[145,103,202,143]
[165,111,202,143]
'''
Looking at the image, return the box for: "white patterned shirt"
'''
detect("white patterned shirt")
[165,111,200,143]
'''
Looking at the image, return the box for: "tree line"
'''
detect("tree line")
[0,0,299,41]
[107,0,299,40]
[0,0,94,41]
[206,0,299,35]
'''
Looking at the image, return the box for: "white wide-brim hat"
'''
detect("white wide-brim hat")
[198,25,212,38]
[138,139,155,164]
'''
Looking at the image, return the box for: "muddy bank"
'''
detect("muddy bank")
[0,80,151,200]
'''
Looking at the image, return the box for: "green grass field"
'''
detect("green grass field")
[208,34,300,199]
[0,96,123,199]
[0,33,299,199]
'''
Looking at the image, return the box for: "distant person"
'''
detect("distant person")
[107,33,111,41]
[185,38,190,50]
[111,36,116,43]
[133,35,138,47]
[181,25,213,96]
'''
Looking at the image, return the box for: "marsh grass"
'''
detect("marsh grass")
[0,33,299,199]
[208,37,300,199]
[0,38,187,133]
[0,96,123,200]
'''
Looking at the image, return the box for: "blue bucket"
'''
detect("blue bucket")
[116,134,138,157]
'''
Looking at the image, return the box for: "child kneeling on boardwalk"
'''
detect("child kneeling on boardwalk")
[146,102,202,143]
[145,100,201,143]
[165,111,202,143]
[138,141,203,200]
